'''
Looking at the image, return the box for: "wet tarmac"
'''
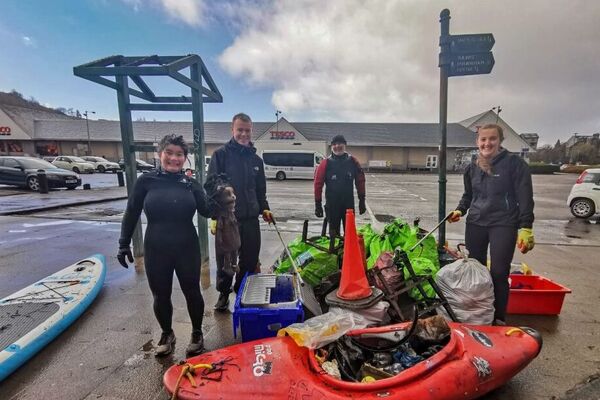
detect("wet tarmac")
[0,173,599,399]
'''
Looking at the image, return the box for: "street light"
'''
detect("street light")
[492,106,502,124]
[83,110,95,156]
[275,110,282,137]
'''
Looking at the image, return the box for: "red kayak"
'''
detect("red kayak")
[164,322,542,400]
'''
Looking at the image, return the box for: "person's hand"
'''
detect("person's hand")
[210,219,217,235]
[262,210,274,224]
[448,210,463,223]
[117,246,133,269]
[358,198,366,215]
[315,201,324,218]
[517,228,535,254]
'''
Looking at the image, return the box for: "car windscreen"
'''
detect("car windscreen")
[70,157,87,162]
[19,159,58,169]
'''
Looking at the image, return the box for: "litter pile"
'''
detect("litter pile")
[313,315,450,382]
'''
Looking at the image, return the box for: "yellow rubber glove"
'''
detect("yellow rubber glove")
[209,219,217,235]
[517,228,535,254]
[262,210,274,224]
[448,210,462,223]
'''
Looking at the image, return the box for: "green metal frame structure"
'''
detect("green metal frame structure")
[73,55,223,266]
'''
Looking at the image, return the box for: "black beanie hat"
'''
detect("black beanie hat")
[330,135,347,145]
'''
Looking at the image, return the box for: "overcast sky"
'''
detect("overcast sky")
[1,0,599,145]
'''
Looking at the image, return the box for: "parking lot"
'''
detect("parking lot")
[0,172,599,399]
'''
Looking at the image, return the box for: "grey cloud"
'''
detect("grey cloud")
[218,0,600,144]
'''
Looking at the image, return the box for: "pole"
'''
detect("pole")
[85,113,91,156]
[438,9,450,249]
[116,70,144,271]
[275,110,281,136]
[191,62,209,265]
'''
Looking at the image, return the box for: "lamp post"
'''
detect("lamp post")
[83,110,95,156]
[492,106,502,124]
[275,110,282,137]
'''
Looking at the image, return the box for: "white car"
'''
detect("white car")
[52,156,95,174]
[567,168,600,218]
[82,156,121,173]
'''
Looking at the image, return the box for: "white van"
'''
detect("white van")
[262,150,324,180]
[184,155,211,173]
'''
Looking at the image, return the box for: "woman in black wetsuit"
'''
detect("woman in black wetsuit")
[117,134,214,357]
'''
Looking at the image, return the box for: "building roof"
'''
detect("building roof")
[33,119,477,148]
[293,122,475,147]
[459,109,535,152]
[1,104,73,139]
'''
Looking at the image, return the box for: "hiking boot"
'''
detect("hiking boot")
[186,330,205,357]
[214,292,230,311]
[155,330,176,357]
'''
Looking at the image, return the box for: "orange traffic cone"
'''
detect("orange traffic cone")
[337,209,373,300]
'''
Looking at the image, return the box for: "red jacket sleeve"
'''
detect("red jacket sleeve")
[314,159,327,202]
[351,156,366,200]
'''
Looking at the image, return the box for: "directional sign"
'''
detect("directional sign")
[448,52,495,77]
[449,33,494,54]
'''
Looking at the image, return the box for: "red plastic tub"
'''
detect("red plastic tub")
[507,274,572,315]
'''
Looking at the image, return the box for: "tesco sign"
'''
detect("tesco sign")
[0,126,12,136]
[270,131,295,140]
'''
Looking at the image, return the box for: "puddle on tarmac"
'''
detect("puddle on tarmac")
[374,214,395,223]
[141,340,154,352]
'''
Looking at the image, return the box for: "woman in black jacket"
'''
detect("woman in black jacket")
[117,134,214,357]
[449,124,535,324]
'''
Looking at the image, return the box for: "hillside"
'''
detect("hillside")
[0,90,69,116]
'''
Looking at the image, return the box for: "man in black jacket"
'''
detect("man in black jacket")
[206,113,274,311]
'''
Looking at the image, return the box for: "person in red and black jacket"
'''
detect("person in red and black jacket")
[314,135,366,236]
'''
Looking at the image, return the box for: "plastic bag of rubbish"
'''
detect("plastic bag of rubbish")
[435,250,495,325]
[278,306,381,349]
[272,236,340,286]
[372,252,403,293]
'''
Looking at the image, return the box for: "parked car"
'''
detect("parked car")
[42,156,56,163]
[81,156,121,173]
[0,156,81,191]
[560,164,592,174]
[118,158,156,172]
[52,156,95,174]
[567,168,600,218]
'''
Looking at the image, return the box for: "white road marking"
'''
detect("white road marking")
[8,230,27,233]
[23,220,74,227]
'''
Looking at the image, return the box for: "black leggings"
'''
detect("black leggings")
[216,218,261,294]
[465,224,518,321]
[145,242,204,333]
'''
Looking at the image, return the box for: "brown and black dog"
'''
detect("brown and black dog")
[206,174,241,278]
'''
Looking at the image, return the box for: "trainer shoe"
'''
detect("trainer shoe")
[186,330,205,357]
[155,330,176,357]
[214,292,230,311]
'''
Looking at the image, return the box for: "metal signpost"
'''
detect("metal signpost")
[74,55,222,269]
[438,9,495,248]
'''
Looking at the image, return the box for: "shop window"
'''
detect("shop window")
[426,155,438,168]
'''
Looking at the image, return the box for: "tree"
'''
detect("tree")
[10,89,23,98]
[569,142,599,164]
